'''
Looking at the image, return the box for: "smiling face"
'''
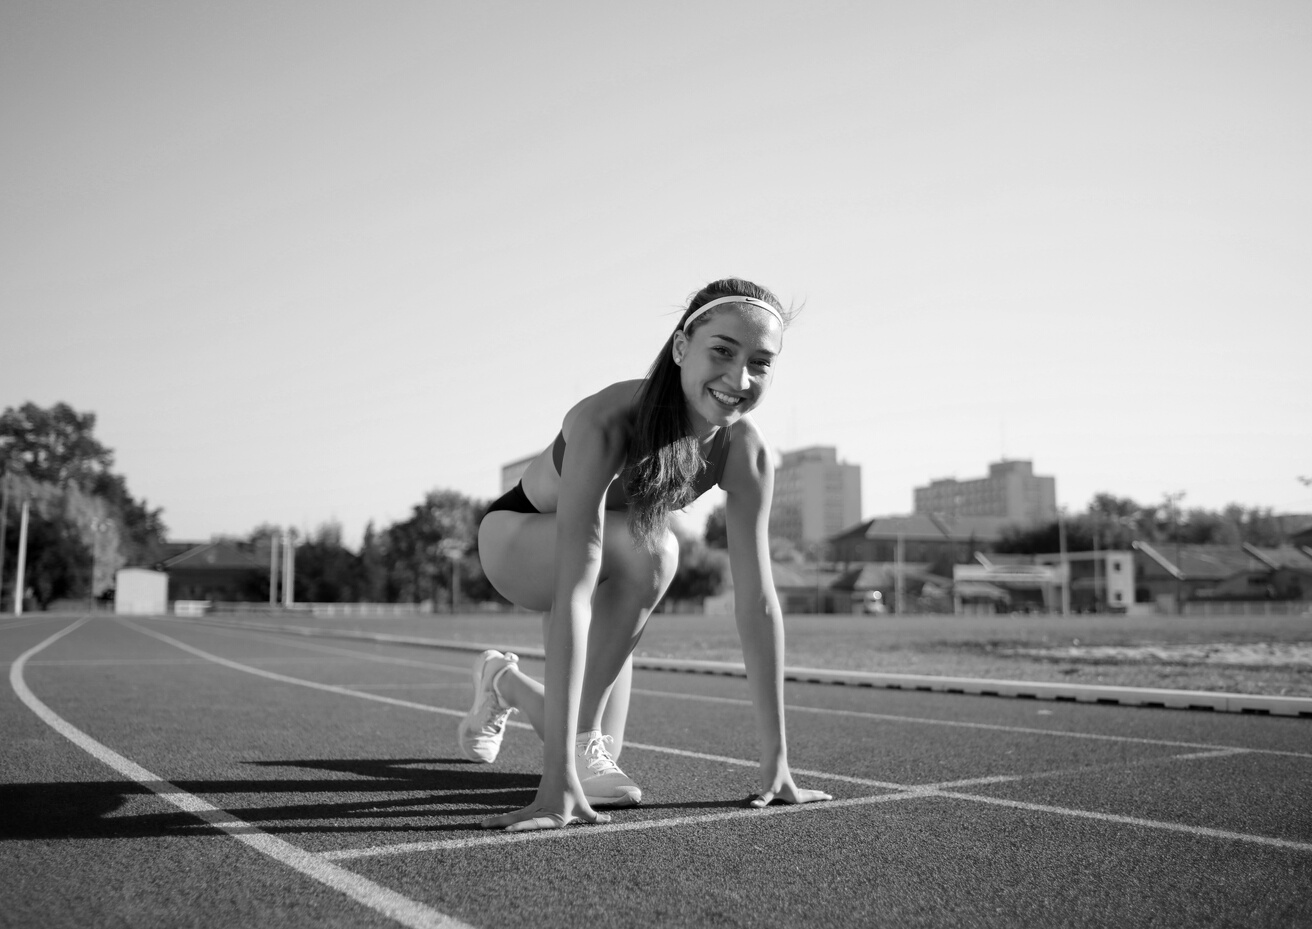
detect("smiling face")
[671,304,783,434]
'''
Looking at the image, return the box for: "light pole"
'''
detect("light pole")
[13,498,29,616]
[1057,507,1070,616]
[1163,491,1186,615]
[0,472,9,607]
[439,539,463,614]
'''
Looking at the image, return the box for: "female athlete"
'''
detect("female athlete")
[465,277,832,832]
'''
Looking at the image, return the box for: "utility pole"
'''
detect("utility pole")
[1058,508,1070,616]
[282,528,296,608]
[439,539,463,614]
[269,529,281,606]
[894,533,905,616]
[1163,491,1186,615]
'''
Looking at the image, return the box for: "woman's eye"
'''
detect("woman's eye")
[751,358,772,369]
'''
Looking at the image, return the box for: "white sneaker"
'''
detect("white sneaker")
[458,650,519,763]
[576,732,642,807]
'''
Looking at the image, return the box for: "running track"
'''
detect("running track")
[3,613,1310,928]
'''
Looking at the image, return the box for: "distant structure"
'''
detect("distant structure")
[769,446,862,548]
[914,459,1057,525]
[500,452,538,493]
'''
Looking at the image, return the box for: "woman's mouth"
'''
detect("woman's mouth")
[709,388,743,408]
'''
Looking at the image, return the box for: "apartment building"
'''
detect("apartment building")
[914,459,1057,525]
[769,446,862,548]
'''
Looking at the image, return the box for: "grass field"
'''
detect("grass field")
[219,608,1312,699]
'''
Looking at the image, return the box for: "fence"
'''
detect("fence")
[1184,600,1311,617]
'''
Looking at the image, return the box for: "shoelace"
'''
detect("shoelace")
[579,734,622,774]
[479,704,511,734]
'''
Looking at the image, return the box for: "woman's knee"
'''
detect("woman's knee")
[604,526,679,603]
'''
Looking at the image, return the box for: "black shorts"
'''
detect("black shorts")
[485,481,541,516]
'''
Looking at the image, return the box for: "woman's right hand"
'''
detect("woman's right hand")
[480,778,611,832]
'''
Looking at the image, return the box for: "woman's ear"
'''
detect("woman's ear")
[671,330,689,365]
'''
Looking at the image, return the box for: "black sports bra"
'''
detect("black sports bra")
[552,426,732,510]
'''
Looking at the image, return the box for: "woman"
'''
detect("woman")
[467,278,832,832]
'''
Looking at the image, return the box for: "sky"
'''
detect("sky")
[3,1,1310,549]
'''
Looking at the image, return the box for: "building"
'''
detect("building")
[1131,542,1312,614]
[500,452,538,493]
[829,513,1012,567]
[914,459,1057,525]
[1034,550,1135,612]
[769,446,862,548]
[147,540,271,603]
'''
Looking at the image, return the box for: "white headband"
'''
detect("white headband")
[681,295,783,331]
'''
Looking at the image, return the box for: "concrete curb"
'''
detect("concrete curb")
[173,615,1312,719]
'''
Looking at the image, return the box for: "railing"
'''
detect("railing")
[1183,600,1312,617]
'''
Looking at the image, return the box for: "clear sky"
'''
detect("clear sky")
[3,1,1309,548]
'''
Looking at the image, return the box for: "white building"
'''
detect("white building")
[500,452,538,493]
[769,446,862,548]
[914,459,1057,525]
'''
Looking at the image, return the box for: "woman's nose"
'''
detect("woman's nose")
[734,365,751,389]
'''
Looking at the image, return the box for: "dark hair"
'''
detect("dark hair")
[621,278,788,547]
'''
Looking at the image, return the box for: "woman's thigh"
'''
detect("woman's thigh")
[478,509,676,613]
[478,511,560,612]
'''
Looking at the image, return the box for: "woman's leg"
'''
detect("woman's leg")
[477,511,678,759]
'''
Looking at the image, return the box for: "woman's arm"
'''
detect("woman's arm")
[486,396,627,831]
[722,419,833,807]
[545,412,622,782]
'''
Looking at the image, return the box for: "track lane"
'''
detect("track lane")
[5,615,1310,928]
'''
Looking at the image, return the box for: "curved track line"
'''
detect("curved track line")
[10,618,472,929]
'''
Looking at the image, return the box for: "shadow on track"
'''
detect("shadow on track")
[0,759,543,840]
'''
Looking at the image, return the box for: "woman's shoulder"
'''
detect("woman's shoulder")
[721,415,773,492]
[561,379,645,444]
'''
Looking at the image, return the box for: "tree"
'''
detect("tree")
[0,402,113,487]
[359,521,388,602]
[704,505,728,548]
[665,524,729,603]
[294,522,365,602]
[0,474,94,608]
[0,401,165,574]
[383,489,484,606]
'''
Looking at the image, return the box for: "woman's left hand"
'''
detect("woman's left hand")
[747,770,833,808]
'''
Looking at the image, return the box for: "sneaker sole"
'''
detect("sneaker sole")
[587,790,642,808]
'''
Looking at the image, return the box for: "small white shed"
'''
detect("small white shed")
[115,568,168,615]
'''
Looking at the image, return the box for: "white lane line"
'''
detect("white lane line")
[0,616,76,632]
[620,740,909,790]
[144,618,1312,762]
[931,790,1312,853]
[123,620,471,719]
[122,620,897,789]
[631,687,1312,760]
[121,619,1312,861]
[27,656,368,667]
[10,618,472,929]
[921,748,1251,790]
[322,790,927,859]
[149,620,475,674]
